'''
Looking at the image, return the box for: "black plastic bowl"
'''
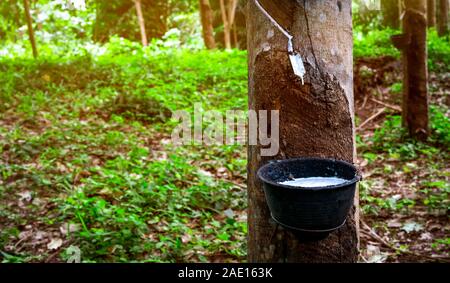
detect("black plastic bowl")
[257,157,360,233]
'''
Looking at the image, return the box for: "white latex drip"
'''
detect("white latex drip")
[254,0,306,84]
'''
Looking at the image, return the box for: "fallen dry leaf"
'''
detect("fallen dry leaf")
[47,238,63,250]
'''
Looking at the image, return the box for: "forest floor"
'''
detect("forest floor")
[354,56,449,262]
[0,47,448,263]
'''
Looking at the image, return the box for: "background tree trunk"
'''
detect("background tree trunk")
[220,0,231,49]
[232,22,239,49]
[93,0,168,43]
[402,0,429,139]
[247,0,358,263]
[23,0,38,58]
[199,0,216,49]
[219,0,237,49]
[134,0,148,46]
[437,0,449,36]
[381,0,400,28]
[427,0,436,27]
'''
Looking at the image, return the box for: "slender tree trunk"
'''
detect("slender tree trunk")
[247,0,358,262]
[437,0,449,36]
[134,0,148,46]
[220,0,232,49]
[399,0,405,29]
[232,22,239,49]
[227,0,238,30]
[402,0,429,139]
[199,0,216,49]
[23,0,38,58]
[381,0,400,28]
[220,0,238,49]
[227,0,238,48]
[428,0,436,27]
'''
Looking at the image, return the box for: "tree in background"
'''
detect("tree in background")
[354,0,382,32]
[247,0,358,262]
[133,0,148,46]
[381,0,400,28]
[393,0,429,140]
[219,0,238,49]
[0,0,23,42]
[23,0,38,58]
[93,0,169,43]
[209,0,246,49]
[437,0,449,36]
[427,0,436,27]
[199,0,216,49]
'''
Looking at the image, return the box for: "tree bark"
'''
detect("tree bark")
[428,0,436,27]
[247,0,358,263]
[232,21,239,49]
[220,0,231,49]
[220,0,238,49]
[437,0,449,36]
[199,0,216,49]
[23,0,38,58]
[402,0,429,139]
[134,0,148,46]
[381,0,400,28]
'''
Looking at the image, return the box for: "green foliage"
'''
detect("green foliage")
[353,26,399,58]
[0,0,23,41]
[368,108,449,160]
[57,150,246,262]
[431,238,450,250]
[93,0,169,43]
[420,181,450,213]
[427,29,450,72]
[352,1,383,33]
[390,82,402,94]
[99,37,247,112]
[354,27,450,72]
[359,180,416,215]
[0,0,204,58]
[33,0,95,42]
[0,42,248,262]
[429,106,450,146]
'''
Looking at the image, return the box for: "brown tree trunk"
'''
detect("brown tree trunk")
[247,0,358,263]
[220,0,237,49]
[232,22,239,49]
[402,0,429,139]
[437,0,449,36]
[220,0,231,49]
[23,0,38,58]
[428,0,436,27]
[399,0,405,29]
[134,0,148,46]
[381,0,400,28]
[199,0,216,49]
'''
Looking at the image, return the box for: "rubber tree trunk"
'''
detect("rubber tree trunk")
[220,0,231,49]
[23,0,38,58]
[437,0,449,36]
[381,0,400,28]
[428,0,436,27]
[199,0,216,49]
[247,0,358,263]
[134,0,148,46]
[402,0,429,139]
[220,0,237,49]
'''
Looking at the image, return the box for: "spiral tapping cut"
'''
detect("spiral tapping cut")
[254,0,306,84]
